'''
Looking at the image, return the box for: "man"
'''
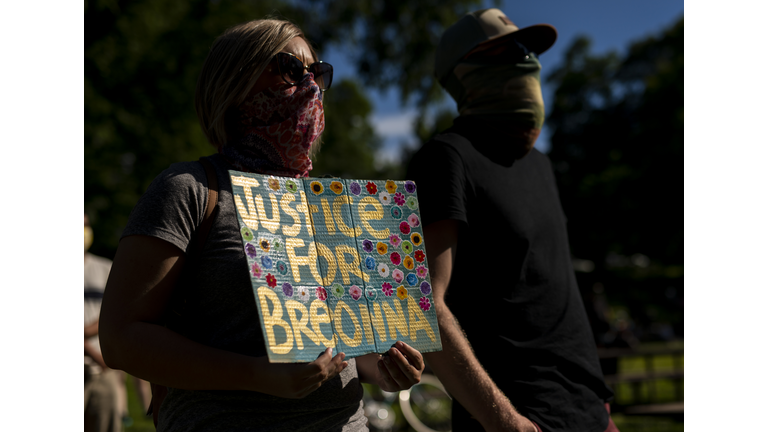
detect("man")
[407,9,618,432]
[85,213,124,432]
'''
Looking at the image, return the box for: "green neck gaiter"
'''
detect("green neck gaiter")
[449,54,545,130]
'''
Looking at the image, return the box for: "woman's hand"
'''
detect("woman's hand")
[252,348,348,399]
[357,341,425,392]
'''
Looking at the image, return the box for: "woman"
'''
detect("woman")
[100,18,424,431]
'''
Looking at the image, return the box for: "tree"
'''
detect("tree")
[545,17,684,341]
[310,79,382,178]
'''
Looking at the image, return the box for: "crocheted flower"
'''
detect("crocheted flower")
[396,285,408,300]
[403,255,414,270]
[406,196,418,210]
[362,239,374,253]
[419,296,431,311]
[330,181,344,194]
[259,239,270,252]
[365,287,377,301]
[365,256,376,270]
[389,234,402,247]
[332,283,345,299]
[310,181,324,195]
[410,232,423,247]
[285,180,298,193]
[420,281,432,295]
[366,181,377,194]
[245,243,258,259]
[390,252,402,266]
[379,191,392,206]
[349,285,363,301]
[416,265,428,279]
[261,255,273,269]
[316,287,328,301]
[376,242,388,255]
[251,262,262,278]
[392,269,404,283]
[282,282,293,297]
[407,213,420,228]
[391,206,403,220]
[393,192,405,206]
[406,273,418,286]
[385,180,397,193]
[272,239,283,251]
[268,178,280,191]
[399,221,411,235]
[276,260,288,275]
[404,181,416,194]
[297,286,311,302]
[377,263,390,278]
[349,181,362,196]
[414,250,426,263]
[241,226,254,242]
[266,273,277,288]
[401,241,413,255]
[381,282,393,297]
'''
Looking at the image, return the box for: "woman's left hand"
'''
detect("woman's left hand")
[374,341,425,392]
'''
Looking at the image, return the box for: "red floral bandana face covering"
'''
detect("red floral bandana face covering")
[220,74,324,178]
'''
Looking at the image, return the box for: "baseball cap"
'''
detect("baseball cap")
[435,8,558,84]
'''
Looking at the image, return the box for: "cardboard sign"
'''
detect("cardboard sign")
[229,171,442,362]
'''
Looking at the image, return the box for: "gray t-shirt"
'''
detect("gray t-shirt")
[123,154,367,432]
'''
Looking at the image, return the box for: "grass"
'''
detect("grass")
[124,376,155,432]
[611,413,684,432]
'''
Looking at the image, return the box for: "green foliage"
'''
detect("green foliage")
[546,18,683,268]
[310,79,382,178]
[544,18,684,342]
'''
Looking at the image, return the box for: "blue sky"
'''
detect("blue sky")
[322,0,684,163]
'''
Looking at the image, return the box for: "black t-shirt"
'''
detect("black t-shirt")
[407,116,613,431]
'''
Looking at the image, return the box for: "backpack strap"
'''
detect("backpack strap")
[147,157,219,425]
[195,156,219,254]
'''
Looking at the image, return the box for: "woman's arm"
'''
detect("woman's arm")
[356,342,424,392]
[99,234,347,399]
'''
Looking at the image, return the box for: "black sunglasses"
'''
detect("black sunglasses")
[275,52,334,91]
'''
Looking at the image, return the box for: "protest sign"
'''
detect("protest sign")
[230,171,442,362]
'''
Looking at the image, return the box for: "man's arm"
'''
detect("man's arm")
[85,320,99,338]
[423,219,536,432]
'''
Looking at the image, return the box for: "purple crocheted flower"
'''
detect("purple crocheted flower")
[349,181,362,195]
[245,243,258,259]
[420,281,431,295]
[282,282,293,297]
[404,181,416,194]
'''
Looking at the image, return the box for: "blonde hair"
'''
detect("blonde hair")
[195,19,319,149]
